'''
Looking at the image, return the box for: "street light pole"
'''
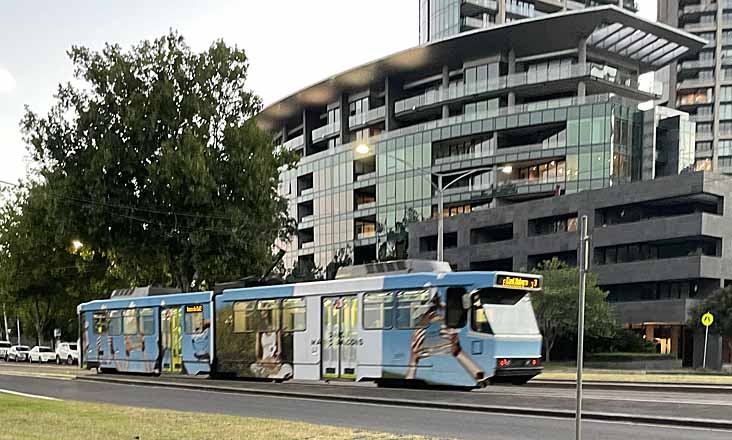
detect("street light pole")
[436,175,444,262]
[575,215,590,440]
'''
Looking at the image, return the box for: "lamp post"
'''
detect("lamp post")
[355,143,501,261]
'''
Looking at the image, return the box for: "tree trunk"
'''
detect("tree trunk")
[33,297,43,347]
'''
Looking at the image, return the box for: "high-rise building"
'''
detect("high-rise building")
[258,6,703,273]
[658,0,732,172]
[419,0,639,43]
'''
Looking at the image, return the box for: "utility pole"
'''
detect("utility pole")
[2,303,8,342]
[575,215,590,440]
[16,317,20,345]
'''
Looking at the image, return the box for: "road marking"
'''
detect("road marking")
[0,370,75,380]
[0,388,60,401]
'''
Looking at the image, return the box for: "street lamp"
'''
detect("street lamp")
[354,143,498,262]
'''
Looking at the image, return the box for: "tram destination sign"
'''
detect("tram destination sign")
[494,274,542,291]
[185,304,203,313]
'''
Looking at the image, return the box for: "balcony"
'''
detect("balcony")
[596,256,732,285]
[395,63,654,116]
[689,113,714,123]
[311,121,340,143]
[680,3,717,16]
[680,59,716,70]
[348,106,385,129]
[611,299,702,326]
[505,0,535,17]
[683,22,716,33]
[461,16,486,31]
[282,135,304,151]
[460,0,498,16]
[677,77,716,90]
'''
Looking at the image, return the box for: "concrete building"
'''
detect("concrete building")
[408,171,732,366]
[419,0,639,43]
[258,6,703,274]
[658,0,732,173]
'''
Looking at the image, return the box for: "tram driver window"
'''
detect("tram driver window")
[363,292,394,329]
[184,310,204,334]
[93,312,108,334]
[445,287,467,329]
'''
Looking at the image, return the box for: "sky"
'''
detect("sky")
[0,1,655,184]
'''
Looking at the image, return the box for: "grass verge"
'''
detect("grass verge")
[0,393,435,440]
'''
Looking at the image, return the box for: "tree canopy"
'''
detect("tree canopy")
[20,31,295,293]
[532,258,616,361]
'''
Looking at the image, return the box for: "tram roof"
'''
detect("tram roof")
[78,290,212,312]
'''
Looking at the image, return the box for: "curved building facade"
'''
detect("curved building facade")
[258,7,704,272]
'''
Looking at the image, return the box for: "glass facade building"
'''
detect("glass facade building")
[259,7,704,272]
[419,0,639,43]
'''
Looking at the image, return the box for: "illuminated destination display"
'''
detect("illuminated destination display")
[185,304,203,313]
[495,274,542,290]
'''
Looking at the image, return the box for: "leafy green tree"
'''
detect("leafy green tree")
[532,258,615,361]
[21,31,295,291]
[689,286,732,357]
[0,183,120,345]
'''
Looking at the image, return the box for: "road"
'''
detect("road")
[0,366,730,439]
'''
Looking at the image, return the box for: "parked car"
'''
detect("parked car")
[29,346,56,363]
[0,341,11,361]
[7,345,30,362]
[55,342,79,365]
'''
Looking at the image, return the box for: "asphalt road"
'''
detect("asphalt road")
[0,372,731,440]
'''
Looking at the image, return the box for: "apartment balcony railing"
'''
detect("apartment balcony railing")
[505,0,535,17]
[355,201,377,211]
[689,113,714,123]
[680,3,717,16]
[395,63,655,115]
[348,106,386,129]
[683,22,716,33]
[311,121,340,143]
[460,0,498,14]
[677,77,716,90]
[281,134,304,151]
[356,231,377,240]
[680,59,716,70]
[461,15,487,30]
[299,215,314,224]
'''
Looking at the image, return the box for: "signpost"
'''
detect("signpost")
[576,215,590,440]
[701,312,714,369]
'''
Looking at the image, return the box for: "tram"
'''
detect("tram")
[79,261,543,387]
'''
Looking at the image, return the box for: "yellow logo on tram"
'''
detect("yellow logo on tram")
[186,304,203,313]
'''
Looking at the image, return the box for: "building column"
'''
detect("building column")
[498,0,506,24]
[302,109,313,157]
[645,324,655,343]
[339,94,349,143]
[508,49,516,107]
[671,325,681,357]
[385,76,400,132]
[578,37,588,98]
[442,65,450,119]
[713,3,724,171]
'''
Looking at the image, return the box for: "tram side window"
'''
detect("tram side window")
[471,297,493,333]
[233,301,256,333]
[108,311,122,336]
[256,300,281,332]
[93,312,108,334]
[282,298,306,332]
[139,308,155,335]
[184,310,204,334]
[445,287,467,329]
[123,309,138,335]
[363,292,394,329]
[396,289,433,329]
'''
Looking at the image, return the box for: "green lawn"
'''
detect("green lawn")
[0,393,435,440]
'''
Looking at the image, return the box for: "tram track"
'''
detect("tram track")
[76,374,732,431]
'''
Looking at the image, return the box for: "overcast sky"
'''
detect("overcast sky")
[0,1,655,184]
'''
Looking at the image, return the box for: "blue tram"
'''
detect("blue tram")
[79,262,543,387]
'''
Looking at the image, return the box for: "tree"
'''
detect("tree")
[21,31,295,291]
[690,286,732,358]
[0,183,120,345]
[325,246,352,280]
[532,258,615,361]
[378,208,421,262]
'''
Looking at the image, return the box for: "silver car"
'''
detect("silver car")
[7,345,30,362]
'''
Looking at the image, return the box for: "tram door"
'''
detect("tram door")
[160,308,183,373]
[321,296,359,380]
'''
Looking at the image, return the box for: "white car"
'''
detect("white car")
[0,341,11,361]
[29,346,56,363]
[7,345,30,362]
[55,342,79,365]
